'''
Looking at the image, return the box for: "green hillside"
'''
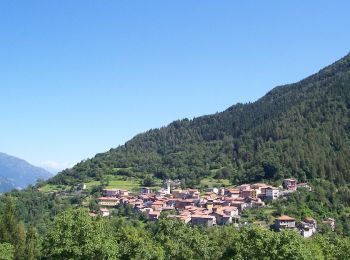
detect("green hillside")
[51,53,350,187]
[1,54,350,259]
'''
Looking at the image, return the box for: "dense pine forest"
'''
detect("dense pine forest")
[51,53,350,187]
[1,54,350,259]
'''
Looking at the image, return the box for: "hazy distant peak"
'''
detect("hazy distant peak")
[0,152,53,192]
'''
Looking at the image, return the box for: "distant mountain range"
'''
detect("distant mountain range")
[0,152,53,192]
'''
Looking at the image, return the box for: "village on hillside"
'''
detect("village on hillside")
[87,178,335,238]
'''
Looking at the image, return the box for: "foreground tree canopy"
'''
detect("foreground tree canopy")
[1,204,350,260]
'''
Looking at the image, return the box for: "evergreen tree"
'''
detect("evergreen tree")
[25,227,41,260]
[0,197,26,260]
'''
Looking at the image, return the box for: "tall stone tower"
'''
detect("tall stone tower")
[166,180,171,194]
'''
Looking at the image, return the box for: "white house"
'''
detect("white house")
[300,217,317,238]
[266,187,279,200]
[99,208,110,217]
[275,215,296,231]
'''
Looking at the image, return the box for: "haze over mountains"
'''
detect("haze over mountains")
[0,152,52,192]
[51,53,350,188]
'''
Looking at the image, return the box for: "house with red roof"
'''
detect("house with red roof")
[148,211,161,221]
[191,215,216,227]
[275,215,296,231]
[283,179,297,191]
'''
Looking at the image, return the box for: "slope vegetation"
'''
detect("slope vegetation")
[51,54,350,187]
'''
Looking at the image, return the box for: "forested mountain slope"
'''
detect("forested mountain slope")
[51,53,350,187]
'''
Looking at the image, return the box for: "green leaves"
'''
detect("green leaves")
[0,243,14,260]
[151,219,212,260]
[116,225,164,260]
[42,208,119,259]
[1,205,348,259]
[0,197,27,259]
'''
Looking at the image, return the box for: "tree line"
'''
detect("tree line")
[1,198,350,260]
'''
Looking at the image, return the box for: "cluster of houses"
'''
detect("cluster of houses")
[90,178,335,237]
[275,215,318,238]
[274,215,335,237]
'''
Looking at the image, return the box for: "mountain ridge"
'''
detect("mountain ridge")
[51,52,350,187]
[0,152,52,192]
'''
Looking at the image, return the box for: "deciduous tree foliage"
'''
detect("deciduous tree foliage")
[42,208,118,259]
[0,243,14,260]
[41,210,350,259]
[1,206,350,259]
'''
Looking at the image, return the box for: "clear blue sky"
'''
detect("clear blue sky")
[1,1,349,172]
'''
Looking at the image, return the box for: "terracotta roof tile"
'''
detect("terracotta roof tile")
[276,215,295,221]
